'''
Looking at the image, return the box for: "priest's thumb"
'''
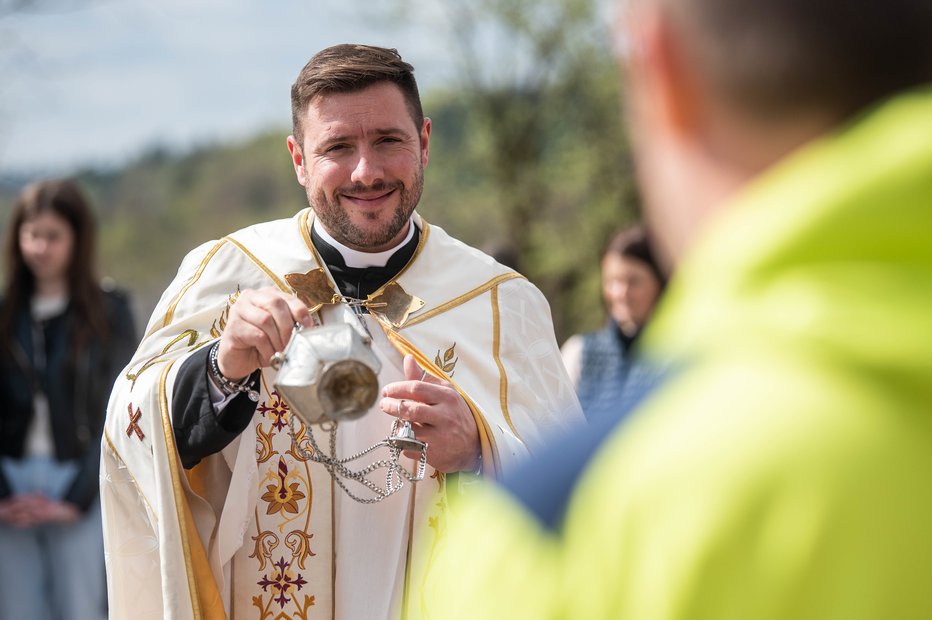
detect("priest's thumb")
[403,354,442,384]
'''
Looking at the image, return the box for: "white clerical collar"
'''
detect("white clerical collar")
[312,218,416,268]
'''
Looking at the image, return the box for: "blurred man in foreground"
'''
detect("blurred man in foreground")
[425,0,932,617]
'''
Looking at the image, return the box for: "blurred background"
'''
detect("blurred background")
[0,0,640,342]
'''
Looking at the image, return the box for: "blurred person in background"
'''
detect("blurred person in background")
[561,224,666,421]
[0,179,136,620]
[425,0,932,617]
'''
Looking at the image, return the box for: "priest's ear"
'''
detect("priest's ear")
[286,136,308,186]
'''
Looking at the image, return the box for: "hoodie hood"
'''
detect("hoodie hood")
[646,87,932,400]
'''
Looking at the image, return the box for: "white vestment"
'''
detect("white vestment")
[101,210,582,619]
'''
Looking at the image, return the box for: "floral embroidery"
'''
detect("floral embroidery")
[248,382,318,617]
[249,531,279,571]
[285,421,314,463]
[256,424,276,464]
[285,530,316,570]
[257,391,290,431]
[257,557,308,608]
[261,457,306,516]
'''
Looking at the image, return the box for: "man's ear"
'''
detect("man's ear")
[625,6,701,141]
[286,135,307,186]
[419,117,432,168]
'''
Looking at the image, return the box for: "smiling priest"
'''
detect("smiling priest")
[99,44,582,620]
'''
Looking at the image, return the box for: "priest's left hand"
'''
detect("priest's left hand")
[380,355,481,474]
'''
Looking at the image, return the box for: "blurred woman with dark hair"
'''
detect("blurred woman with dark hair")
[0,179,136,619]
[562,224,666,421]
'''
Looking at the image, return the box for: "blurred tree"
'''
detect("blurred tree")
[388,0,640,340]
[1,0,641,341]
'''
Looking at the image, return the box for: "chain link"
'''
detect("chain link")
[287,409,427,504]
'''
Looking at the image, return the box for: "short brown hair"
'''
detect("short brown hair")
[664,0,932,122]
[290,44,424,144]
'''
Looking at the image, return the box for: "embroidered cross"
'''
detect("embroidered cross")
[126,404,145,441]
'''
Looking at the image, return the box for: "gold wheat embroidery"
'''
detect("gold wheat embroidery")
[210,287,241,337]
[434,343,458,376]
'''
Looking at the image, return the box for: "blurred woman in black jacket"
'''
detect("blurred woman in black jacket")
[0,179,136,620]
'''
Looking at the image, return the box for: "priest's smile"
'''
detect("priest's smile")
[343,188,397,209]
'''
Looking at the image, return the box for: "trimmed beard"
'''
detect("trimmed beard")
[308,166,424,250]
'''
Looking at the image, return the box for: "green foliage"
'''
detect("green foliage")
[405,0,641,340]
[0,0,640,341]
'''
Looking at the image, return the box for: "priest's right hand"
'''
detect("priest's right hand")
[216,287,313,381]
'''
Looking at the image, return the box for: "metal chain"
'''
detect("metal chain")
[287,410,427,504]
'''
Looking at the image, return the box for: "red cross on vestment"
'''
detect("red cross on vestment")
[126,404,145,441]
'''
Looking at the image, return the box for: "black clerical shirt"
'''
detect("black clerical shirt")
[311,224,420,305]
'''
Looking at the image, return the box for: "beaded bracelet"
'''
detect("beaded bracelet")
[208,342,260,402]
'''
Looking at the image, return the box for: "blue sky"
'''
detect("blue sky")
[0,0,455,176]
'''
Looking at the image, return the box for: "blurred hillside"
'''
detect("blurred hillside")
[0,0,641,342]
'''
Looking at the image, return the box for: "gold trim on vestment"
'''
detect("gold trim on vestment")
[158,232,294,336]
[223,236,291,292]
[391,215,430,283]
[402,272,525,329]
[300,210,325,270]
[490,286,523,444]
[158,239,228,334]
[158,362,225,620]
[298,208,316,259]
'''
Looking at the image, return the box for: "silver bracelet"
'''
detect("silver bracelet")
[208,342,260,402]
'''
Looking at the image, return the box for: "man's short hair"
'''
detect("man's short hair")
[290,44,424,144]
[663,0,932,122]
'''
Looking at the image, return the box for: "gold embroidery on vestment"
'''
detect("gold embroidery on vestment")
[125,329,206,389]
[434,343,458,376]
[249,378,319,616]
[223,236,291,292]
[209,288,241,338]
[160,239,228,331]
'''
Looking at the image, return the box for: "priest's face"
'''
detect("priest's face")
[287,81,431,252]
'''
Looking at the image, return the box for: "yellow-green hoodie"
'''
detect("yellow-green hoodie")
[423,87,932,620]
